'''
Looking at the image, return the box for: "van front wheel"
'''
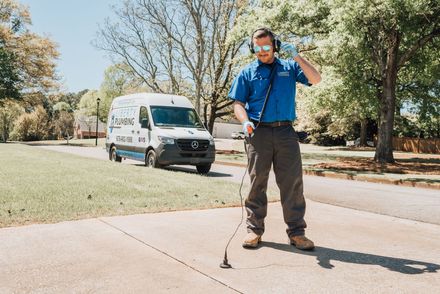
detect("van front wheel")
[146,150,161,168]
[196,164,211,175]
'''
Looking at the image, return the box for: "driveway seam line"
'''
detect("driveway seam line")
[97,218,243,294]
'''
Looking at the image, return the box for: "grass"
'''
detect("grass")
[21,138,106,148]
[0,143,278,227]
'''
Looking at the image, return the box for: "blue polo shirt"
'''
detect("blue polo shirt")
[228,58,310,122]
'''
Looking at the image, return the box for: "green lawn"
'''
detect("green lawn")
[22,138,106,148]
[0,143,278,227]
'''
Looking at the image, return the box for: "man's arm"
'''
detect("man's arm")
[233,101,249,123]
[294,55,321,85]
[280,43,321,85]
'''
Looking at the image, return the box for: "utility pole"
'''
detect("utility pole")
[95,97,101,146]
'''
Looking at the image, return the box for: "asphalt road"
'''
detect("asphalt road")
[36,144,440,225]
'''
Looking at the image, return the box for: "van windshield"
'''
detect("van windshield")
[150,106,204,128]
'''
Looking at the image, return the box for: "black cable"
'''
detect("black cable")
[220,61,276,269]
[220,140,250,269]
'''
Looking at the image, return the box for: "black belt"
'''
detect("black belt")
[252,120,292,127]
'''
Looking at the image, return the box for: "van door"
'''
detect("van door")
[112,106,139,159]
[137,105,151,158]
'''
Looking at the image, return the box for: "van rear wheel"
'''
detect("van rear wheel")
[110,146,122,162]
[146,150,161,168]
[196,164,211,175]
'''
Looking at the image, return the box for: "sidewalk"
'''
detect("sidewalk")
[1,200,439,293]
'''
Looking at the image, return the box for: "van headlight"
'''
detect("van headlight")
[209,138,215,146]
[158,136,175,144]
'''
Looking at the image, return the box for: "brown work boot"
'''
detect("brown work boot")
[289,235,315,250]
[242,232,262,249]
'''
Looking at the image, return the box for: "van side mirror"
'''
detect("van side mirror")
[141,118,150,129]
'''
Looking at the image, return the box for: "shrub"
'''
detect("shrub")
[11,106,49,141]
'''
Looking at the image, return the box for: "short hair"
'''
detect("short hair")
[252,28,274,42]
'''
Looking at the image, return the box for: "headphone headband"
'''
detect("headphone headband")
[248,27,281,54]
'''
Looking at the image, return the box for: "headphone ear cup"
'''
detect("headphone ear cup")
[249,39,255,54]
[275,39,281,52]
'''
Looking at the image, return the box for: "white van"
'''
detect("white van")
[105,93,215,174]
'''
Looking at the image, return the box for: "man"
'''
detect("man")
[228,27,321,250]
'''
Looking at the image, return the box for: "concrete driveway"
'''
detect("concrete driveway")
[1,201,439,293]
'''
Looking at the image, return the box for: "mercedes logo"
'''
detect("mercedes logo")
[191,141,199,149]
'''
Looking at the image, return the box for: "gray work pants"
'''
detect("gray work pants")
[244,125,307,237]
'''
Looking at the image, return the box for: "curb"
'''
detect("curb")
[214,161,440,190]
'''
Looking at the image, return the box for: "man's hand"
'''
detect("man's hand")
[280,43,298,58]
[242,120,255,137]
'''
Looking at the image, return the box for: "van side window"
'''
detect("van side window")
[139,106,149,128]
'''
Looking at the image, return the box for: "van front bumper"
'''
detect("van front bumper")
[156,144,215,166]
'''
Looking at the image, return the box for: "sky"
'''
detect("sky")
[20,0,119,93]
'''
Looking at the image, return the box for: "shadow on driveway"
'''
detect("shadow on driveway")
[164,166,232,178]
[132,164,233,178]
[242,241,440,275]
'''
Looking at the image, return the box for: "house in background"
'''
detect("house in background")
[74,114,106,139]
[212,117,242,139]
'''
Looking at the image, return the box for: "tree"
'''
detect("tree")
[58,89,89,111]
[53,101,72,113]
[76,90,101,138]
[333,0,440,162]
[234,0,440,162]
[95,0,247,132]
[53,110,74,143]
[0,47,20,100]
[11,105,49,141]
[78,90,101,116]
[0,0,59,102]
[99,64,142,122]
[0,99,22,142]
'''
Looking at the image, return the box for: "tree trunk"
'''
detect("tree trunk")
[195,82,201,115]
[203,103,208,127]
[1,116,5,142]
[374,30,399,163]
[359,118,367,146]
[374,93,395,163]
[374,69,397,163]
[208,104,216,135]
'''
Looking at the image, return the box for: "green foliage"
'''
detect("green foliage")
[52,111,74,139]
[99,64,141,122]
[78,90,101,116]
[0,47,20,100]
[0,99,22,142]
[77,64,143,124]
[53,101,72,113]
[58,89,88,111]
[0,0,59,102]
[235,0,439,153]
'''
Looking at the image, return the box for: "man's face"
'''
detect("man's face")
[253,35,275,64]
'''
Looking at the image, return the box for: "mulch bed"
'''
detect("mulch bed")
[313,157,440,175]
[216,149,243,155]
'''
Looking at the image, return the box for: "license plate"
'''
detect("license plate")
[190,158,200,164]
